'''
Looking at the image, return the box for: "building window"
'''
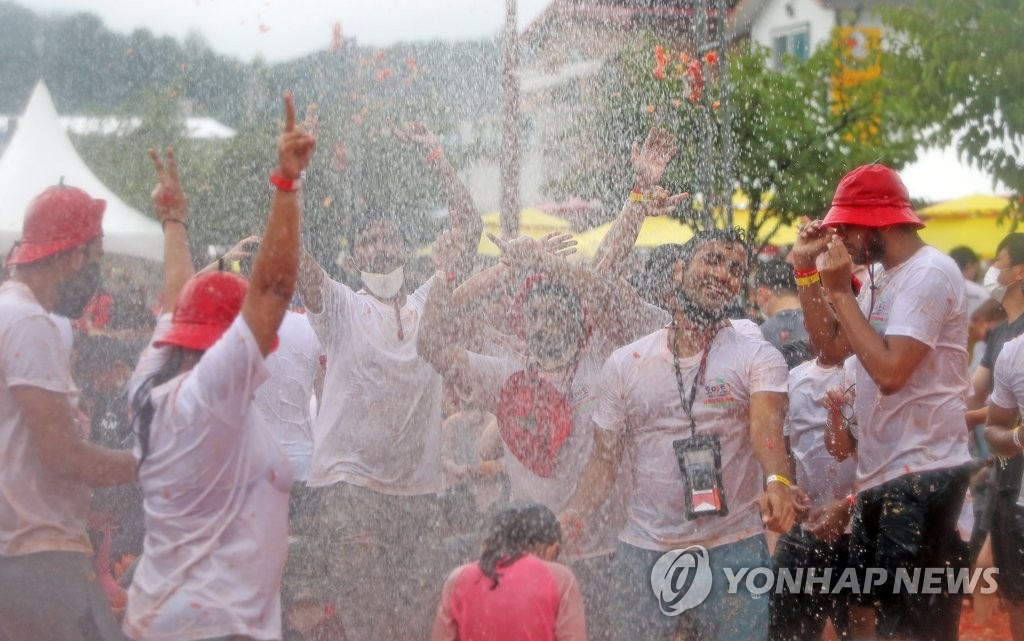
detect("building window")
[772,24,810,67]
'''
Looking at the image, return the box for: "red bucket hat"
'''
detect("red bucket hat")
[7,185,105,265]
[496,370,574,478]
[156,272,253,352]
[822,164,924,229]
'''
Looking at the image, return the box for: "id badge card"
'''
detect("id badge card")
[672,434,728,520]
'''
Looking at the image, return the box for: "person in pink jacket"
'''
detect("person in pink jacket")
[432,502,588,641]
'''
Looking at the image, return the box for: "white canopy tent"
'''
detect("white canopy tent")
[0,81,163,262]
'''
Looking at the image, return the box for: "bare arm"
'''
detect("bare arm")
[12,386,136,487]
[750,391,797,533]
[418,230,476,394]
[242,92,315,356]
[389,120,483,267]
[823,386,857,461]
[593,128,686,276]
[791,219,854,363]
[148,147,193,312]
[563,428,625,524]
[984,403,1022,458]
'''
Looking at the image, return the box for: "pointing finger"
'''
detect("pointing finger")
[283,91,296,132]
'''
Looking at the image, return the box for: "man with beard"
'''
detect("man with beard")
[418,228,645,641]
[561,228,796,641]
[792,164,971,641]
[0,184,138,641]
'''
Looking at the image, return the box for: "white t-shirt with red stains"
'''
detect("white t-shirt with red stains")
[307,277,443,495]
[0,281,91,557]
[847,246,971,492]
[462,337,626,559]
[592,323,789,552]
[124,316,293,641]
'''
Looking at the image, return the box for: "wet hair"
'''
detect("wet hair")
[345,211,411,253]
[479,502,561,590]
[778,340,814,370]
[753,259,797,296]
[130,347,194,468]
[677,227,749,275]
[523,279,584,333]
[996,233,1024,267]
[949,246,979,272]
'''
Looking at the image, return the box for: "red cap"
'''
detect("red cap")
[156,272,265,352]
[8,185,106,265]
[822,165,924,229]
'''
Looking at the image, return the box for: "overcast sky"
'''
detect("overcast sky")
[18,0,553,61]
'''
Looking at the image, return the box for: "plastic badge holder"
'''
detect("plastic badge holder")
[673,434,728,520]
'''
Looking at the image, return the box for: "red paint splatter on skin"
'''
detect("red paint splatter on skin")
[632,352,641,359]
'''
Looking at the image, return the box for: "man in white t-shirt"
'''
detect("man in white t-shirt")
[793,164,972,641]
[419,230,650,641]
[770,348,857,641]
[561,228,796,641]
[295,121,483,641]
[983,333,1024,640]
[0,185,138,641]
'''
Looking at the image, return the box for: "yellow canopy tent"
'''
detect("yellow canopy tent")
[572,216,695,259]
[417,208,572,257]
[919,194,1010,218]
[918,214,1015,259]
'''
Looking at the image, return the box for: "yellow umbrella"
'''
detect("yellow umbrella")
[919,195,1010,218]
[573,216,695,259]
[415,208,571,257]
[731,211,800,246]
[919,214,1014,259]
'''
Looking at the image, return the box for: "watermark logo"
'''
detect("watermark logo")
[650,545,713,615]
[649,548,1000,615]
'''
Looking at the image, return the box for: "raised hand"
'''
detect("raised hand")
[277,91,316,181]
[432,228,466,275]
[789,216,830,271]
[819,233,854,295]
[486,232,543,270]
[632,128,678,192]
[387,119,439,150]
[222,235,261,264]
[148,147,187,225]
[539,232,578,259]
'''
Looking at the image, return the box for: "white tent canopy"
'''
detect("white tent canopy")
[0,81,163,262]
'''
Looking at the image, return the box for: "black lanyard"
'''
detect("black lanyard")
[671,322,721,438]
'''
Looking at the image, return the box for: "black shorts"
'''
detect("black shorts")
[849,465,970,641]
[769,527,850,641]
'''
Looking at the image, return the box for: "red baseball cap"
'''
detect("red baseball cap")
[156,272,265,352]
[822,164,924,229]
[8,185,106,265]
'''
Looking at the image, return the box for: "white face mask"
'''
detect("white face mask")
[983,266,1007,303]
[360,265,404,299]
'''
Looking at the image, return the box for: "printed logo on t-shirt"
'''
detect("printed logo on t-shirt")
[702,378,737,410]
[568,383,597,412]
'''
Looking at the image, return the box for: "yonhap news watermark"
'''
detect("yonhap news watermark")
[651,545,999,616]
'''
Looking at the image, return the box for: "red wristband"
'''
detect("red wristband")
[270,172,301,192]
[793,267,818,278]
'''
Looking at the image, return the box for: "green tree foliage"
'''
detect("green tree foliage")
[883,0,1023,204]
[1,2,501,274]
[547,36,923,245]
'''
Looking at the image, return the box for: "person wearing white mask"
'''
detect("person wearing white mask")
[294,121,482,641]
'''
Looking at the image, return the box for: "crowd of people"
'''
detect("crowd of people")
[0,92,1022,641]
